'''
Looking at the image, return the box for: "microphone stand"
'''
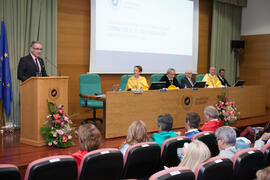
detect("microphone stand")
[45,57,61,76]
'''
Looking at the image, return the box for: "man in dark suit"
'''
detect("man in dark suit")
[181,70,196,88]
[160,68,180,88]
[18,41,47,82]
[217,69,230,87]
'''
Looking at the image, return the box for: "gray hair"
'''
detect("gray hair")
[156,113,173,131]
[166,68,175,75]
[204,106,219,119]
[30,41,41,48]
[215,126,236,146]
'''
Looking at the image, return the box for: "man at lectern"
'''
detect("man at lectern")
[17,41,47,82]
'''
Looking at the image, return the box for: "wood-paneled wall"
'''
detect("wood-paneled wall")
[240,34,270,109]
[57,0,213,120]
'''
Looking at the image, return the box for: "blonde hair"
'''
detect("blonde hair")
[256,166,270,180]
[78,124,101,151]
[122,120,149,147]
[179,140,211,172]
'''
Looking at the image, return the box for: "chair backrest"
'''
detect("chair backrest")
[24,155,77,180]
[232,148,264,180]
[149,167,195,180]
[120,75,133,91]
[150,74,164,84]
[79,73,102,95]
[122,142,161,179]
[195,157,233,180]
[78,148,123,180]
[196,74,205,81]
[192,132,219,157]
[0,164,20,180]
[261,143,270,167]
[160,136,191,168]
[176,74,185,87]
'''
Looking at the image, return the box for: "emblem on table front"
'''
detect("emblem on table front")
[181,95,193,110]
[48,88,60,100]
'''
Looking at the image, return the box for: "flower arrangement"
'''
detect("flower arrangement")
[41,101,75,148]
[216,92,240,125]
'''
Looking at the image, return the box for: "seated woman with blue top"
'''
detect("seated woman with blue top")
[125,65,149,91]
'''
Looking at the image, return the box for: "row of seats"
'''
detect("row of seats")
[2,136,270,180]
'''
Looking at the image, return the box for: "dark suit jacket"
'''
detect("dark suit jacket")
[17,54,47,82]
[180,76,196,88]
[218,75,230,87]
[160,75,180,88]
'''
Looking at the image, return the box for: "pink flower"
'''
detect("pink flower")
[56,129,64,135]
[60,122,65,127]
[68,135,72,139]
[62,136,68,143]
[53,132,57,137]
[48,142,52,146]
[53,113,61,120]
[53,141,58,145]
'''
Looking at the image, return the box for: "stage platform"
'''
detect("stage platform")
[1,114,270,179]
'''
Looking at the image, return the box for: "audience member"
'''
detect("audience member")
[256,166,270,180]
[201,106,223,132]
[217,69,230,87]
[254,132,270,150]
[72,124,101,171]
[202,66,222,88]
[160,68,180,88]
[215,126,239,160]
[184,112,202,139]
[179,140,211,172]
[151,113,177,146]
[180,70,196,88]
[125,65,149,91]
[120,120,149,156]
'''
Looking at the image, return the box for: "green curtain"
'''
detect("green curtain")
[210,0,242,85]
[215,0,247,7]
[0,0,57,127]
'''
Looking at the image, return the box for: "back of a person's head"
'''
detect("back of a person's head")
[78,124,101,151]
[215,126,236,146]
[204,106,219,119]
[126,120,149,146]
[179,140,211,172]
[256,166,270,180]
[156,113,173,131]
[186,112,201,129]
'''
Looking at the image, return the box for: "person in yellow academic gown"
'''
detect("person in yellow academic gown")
[202,66,222,88]
[125,65,149,91]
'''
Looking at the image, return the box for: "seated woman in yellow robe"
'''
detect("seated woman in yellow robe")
[125,65,149,91]
[202,66,222,88]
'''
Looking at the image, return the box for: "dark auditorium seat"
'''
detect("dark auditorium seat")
[160,136,190,168]
[122,142,160,180]
[149,167,195,180]
[78,148,123,180]
[232,148,264,180]
[192,131,219,157]
[260,143,270,167]
[0,164,20,180]
[24,155,77,180]
[195,156,233,180]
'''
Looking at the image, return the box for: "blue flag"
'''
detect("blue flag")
[0,21,13,115]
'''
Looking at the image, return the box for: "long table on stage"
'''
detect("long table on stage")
[105,86,266,138]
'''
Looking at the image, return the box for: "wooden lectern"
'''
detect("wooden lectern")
[20,76,69,146]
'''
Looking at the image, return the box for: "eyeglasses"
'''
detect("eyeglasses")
[32,47,43,51]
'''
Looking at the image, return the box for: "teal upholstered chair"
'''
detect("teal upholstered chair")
[176,73,185,87]
[150,74,164,84]
[196,74,205,82]
[120,75,133,91]
[79,73,103,124]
